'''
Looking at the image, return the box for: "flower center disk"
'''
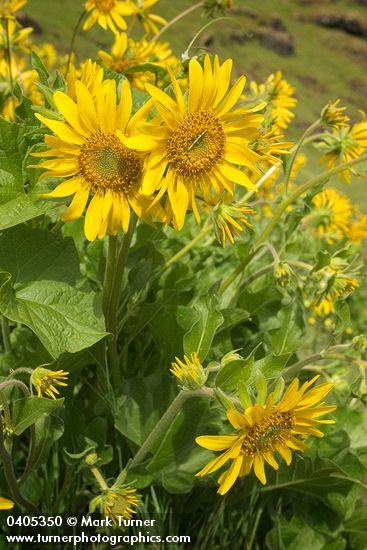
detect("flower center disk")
[241,411,295,456]
[94,0,116,13]
[78,131,141,194]
[167,111,225,178]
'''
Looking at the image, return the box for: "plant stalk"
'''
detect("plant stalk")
[1,315,12,353]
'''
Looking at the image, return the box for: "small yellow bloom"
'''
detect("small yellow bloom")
[94,488,140,525]
[310,187,353,241]
[274,262,292,288]
[130,0,167,36]
[170,352,206,389]
[321,100,349,129]
[196,376,336,494]
[83,0,135,33]
[211,202,254,246]
[252,126,293,165]
[0,496,14,510]
[31,368,69,399]
[0,0,27,19]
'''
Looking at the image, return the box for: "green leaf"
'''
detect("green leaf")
[123,63,168,80]
[12,396,64,435]
[31,52,50,87]
[266,307,303,354]
[183,293,224,360]
[0,226,107,357]
[0,118,27,182]
[312,251,331,272]
[32,415,64,470]
[215,345,261,390]
[250,353,291,384]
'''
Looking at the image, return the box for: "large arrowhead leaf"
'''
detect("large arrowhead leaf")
[183,293,224,360]
[0,226,107,358]
[12,396,64,435]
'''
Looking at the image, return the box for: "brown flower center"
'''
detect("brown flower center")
[166,111,225,178]
[241,411,295,456]
[78,131,141,194]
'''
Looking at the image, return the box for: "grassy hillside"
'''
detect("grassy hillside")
[23,0,367,207]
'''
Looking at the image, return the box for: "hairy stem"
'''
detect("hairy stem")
[285,119,321,191]
[165,224,211,268]
[0,418,38,514]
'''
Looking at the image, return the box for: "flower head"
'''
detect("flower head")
[170,352,207,389]
[274,262,292,288]
[211,201,254,246]
[91,487,140,525]
[196,375,335,494]
[318,121,367,183]
[130,0,167,35]
[98,32,175,91]
[0,0,27,19]
[122,55,265,230]
[321,100,349,129]
[31,368,69,399]
[33,72,164,240]
[83,0,135,33]
[248,71,297,130]
[0,496,14,510]
[310,187,353,241]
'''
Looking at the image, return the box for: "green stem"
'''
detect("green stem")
[218,250,257,295]
[130,388,213,468]
[242,263,275,287]
[153,1,204,41]
[0,379,30,395]
[0,418,38,514]
[1,315,11,353]
[285,119,321,191]
[91,466,109,491]
[103,235,117,318]
[165,224,211,268]
[18,425,36,487]
[284,343,352,378]
[107,217,138,387]
[0,390,11,430]
[65,10,86,77]
[254,154,367,248]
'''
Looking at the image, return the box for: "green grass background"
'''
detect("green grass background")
[23,0,367,208]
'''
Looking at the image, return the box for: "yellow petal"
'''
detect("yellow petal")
[188,58,203,112]
[41,177,83,198]
[195,435,239,451]
[253,455,267,484]
[218,455,243,495]
[61,187,89,221]
[35,115,85,145]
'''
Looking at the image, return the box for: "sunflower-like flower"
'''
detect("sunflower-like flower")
[349,210,367,243]
[33,75,164,240]
[196,375,335,494]
[248,71,297,130]
[130,0,167,35]
[122,55,265,230]
[318,121,367,183]
[310,187,353,241]
[251,126,292,165]
[91,487,140,524]
[321,99,349,129]
[83,0,135,33]
[31,368,69,399]
[98,32,175,90]
[170,352,207,389]
[211,201,254,246]
[66,59,104,99]
[0,0,27,19]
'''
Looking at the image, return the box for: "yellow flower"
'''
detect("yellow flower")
[0,19,32,56]
[98,488,140,524]
[248,71,297,130]
[274,262,292,288]
[98,32,174,91]
[310,188,353,241]
[0,496,14,510]
[122,55,265,230]
[0,0,27,19]
[251,126,293,165]
[312,295,335,316]
[170,352,207,389]
[211,201,254,246]
[83,0,135,33]
[349,210,367,243]
[31,368,69,399]
[130,0,167,35]
[321,99,349,129]
[319,121,367,183]
[66,59,104,99]
[196,375,335,494]
[33,75,164,241]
